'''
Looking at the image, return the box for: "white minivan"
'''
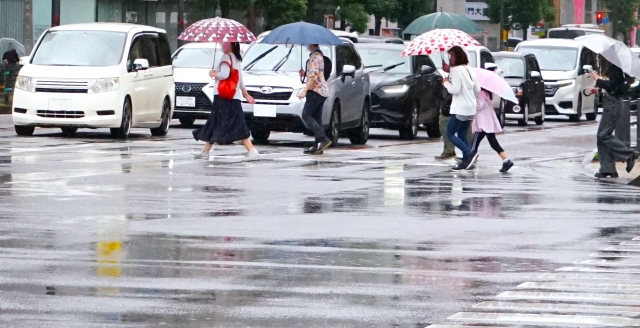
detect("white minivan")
[12,23,175,138]
[516,38,597,122]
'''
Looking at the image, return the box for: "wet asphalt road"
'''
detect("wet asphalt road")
[1,115,640,327]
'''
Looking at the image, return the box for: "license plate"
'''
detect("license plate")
[48,99,71,111]
[176,96,196,107]
[254,104,277,117]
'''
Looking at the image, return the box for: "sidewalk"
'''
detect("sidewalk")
[583,145,640,186]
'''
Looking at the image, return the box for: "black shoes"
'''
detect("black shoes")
[466,152,479,170]
[452,162,466,170]
[304,140,332,155]
[500,160,514,173]
[595,172,619,178]
[303,145,318,154]
[317,140,332,152]
[627,152,639,173]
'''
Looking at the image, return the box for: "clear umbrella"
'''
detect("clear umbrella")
[575,34,640,79]
[0,38,26,57]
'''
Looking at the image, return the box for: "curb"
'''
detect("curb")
[582,151,640,186]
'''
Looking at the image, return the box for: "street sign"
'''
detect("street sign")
[603,17,610,24]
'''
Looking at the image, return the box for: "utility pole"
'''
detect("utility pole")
[499,0,504,51]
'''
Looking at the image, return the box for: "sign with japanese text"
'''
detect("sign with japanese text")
[466,2,489,21]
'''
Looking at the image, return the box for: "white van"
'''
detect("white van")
[516,38,597,122]
[12,23,175,138]
[548,24,604,39]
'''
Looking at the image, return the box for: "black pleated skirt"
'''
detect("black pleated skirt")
[192,96,250,145]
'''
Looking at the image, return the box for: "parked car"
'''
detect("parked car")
[429,45,506,127]
[516,38,598,121]
[241,38,371,145]
[357,36,404,44]
[171,42,222,127]
[493,52,545,125]
[12,23,175,138]
[548,24,604,39]
[355,43,442,139]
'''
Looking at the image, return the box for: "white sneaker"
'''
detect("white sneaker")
[245,149,259,161]
[193,151,210,160]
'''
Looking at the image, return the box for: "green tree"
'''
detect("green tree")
[366,0,397,35]
[391,0,433,31]
[257,0,307,30]
[601,0,640,45]
[485,0,555,40]
[337,2,370,33]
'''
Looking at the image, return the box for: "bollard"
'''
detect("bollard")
[638,97,640,152]
[616,100,631,148]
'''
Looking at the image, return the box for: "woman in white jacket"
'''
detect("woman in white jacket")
[443,46,481,170]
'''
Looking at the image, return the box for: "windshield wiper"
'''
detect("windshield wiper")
[504,75,524,78]
[383,62,405,72]
[244,45,278,71]
[364,64,383,69]
[273,45,295,72]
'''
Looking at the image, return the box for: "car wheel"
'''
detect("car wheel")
[517,102,529,126]
[15,125,35,136]
[110,98,132,139]
[425,121,441,138]
[61,127,78,137]
[569,95,582,122]
[348,101,370,145]
[399,103,419,140]
[150,98,171,137]
[179,117,195,127]
[251,127,271,142]
[326,103,340,146]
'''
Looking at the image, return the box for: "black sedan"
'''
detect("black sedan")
[493,52,545,126]
[355,43,443,139]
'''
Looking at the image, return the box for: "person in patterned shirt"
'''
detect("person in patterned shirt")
[298,44,331,155]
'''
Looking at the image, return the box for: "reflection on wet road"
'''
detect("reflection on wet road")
[1,117,640,327]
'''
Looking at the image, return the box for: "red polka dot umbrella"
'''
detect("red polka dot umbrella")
[402,28,480,57]
[178,17,256,43]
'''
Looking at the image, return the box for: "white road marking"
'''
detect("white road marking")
[449,312,640,326]
[474,301,640,316]
[496,290,640,305]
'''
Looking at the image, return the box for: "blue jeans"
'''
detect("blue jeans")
[445,114,472,160]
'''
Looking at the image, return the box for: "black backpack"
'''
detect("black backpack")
[302,50,332,82]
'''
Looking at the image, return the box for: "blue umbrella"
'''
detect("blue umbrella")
[260,22,343,46]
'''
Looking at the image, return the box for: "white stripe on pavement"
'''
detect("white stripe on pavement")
[540,272,640,282]
[518,281,640,293]
[556,266,640,274]
[474,301,640,316]
[496,290,640,305]
[449,312,640,326]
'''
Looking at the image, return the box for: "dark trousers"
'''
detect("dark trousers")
[445,114,472,160]
[471,131,504,154]
[598,95,635,174]
[301,91,328,143]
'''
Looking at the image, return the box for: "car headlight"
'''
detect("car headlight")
[555,80,574,88]
[15,76,35,93]
[380,84,409,94]
[88,78,120,94]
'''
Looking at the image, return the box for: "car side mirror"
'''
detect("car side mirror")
[484,63,498,71]
[530,71,541,78]
[582,65,593,73]
[133,58,150,71]
[342,64,356,77]
[421,65,435,74]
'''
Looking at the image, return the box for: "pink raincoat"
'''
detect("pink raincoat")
[472,90,503,134]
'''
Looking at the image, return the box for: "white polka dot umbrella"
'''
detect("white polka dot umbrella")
[402,28,480,56]
[178,17,256,43]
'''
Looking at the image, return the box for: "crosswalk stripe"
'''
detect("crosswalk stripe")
[577,259,640,267]
[473,301,640,316]
[518,281,640,292]
[449,312,640,326]
[556,266,640,274]
[602,246,640,252]
[539,272,640,283]
[496,290,640,305]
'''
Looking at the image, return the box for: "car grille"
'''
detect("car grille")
[544,85,558,97]
[175,82,211,109]
[31,78,94,93]
[35,88,87,94]
[247,90,292,101]
[37,110,85,118]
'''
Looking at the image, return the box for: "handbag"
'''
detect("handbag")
[217,56,239,100]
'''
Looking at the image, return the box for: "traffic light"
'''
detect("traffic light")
[596,12,603,25]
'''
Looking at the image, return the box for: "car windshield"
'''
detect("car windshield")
[517,46,577,71]
[548,29,586,39]
[495,57,525,78]
[172,47,223,69]
[429,51,477,69]
[243,43,331,72]
[358,48,410,73]
[32,30,126,66]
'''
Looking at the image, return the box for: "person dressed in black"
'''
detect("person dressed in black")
[587,64,640,178]
[298,45,331,155]
[2,48,20,104]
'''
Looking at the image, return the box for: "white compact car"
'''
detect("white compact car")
[171,42,222,127]
[12,23,175,138]
[516,38,597,122]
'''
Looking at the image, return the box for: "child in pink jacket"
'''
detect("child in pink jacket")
[471,89,514,173]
